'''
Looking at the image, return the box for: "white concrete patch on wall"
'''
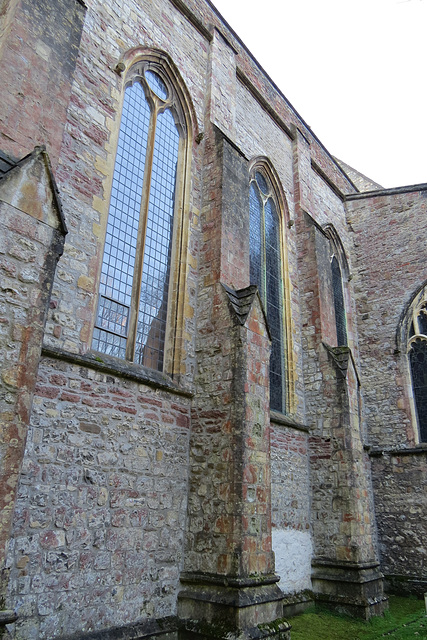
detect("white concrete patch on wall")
[272,528,313,593]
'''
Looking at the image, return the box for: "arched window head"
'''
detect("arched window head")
[323,225,349,348]
[249,164,288,413]
[407,294,427,442]
[92,57,191,372]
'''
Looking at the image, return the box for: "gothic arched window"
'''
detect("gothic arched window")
[408,300,427,442]
[249,166,287,413]
[323,225,349,349]
[93,57,190,372]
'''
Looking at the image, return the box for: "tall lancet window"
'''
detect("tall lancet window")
[249,168,286,413]
[331,255,347,347]
[408,299,427,442]
[93,62,186,372]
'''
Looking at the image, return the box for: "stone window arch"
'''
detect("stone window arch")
[92,51,194,374]
[323,225,350,347]
[249,159,293,414]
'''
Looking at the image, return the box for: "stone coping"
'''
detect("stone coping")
[41,345,194,398]
[369,444,427,457]
[346,182,427,200]
[180,571,280,588]
[270,410,310,432]
[312,558,381,571]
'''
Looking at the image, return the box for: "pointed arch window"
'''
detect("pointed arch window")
[323,225,349,349]
[249,167,287,413]
[408,298,427,442]
[93,59,189,372]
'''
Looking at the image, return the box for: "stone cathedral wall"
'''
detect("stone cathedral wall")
[7,357,192,637]
[0,0,426,637]
[347,188,427,593]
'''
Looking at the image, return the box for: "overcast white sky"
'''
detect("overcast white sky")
[212,0,426,189]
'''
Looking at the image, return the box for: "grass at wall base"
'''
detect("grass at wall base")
[289,596,426,639]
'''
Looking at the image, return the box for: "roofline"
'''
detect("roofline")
[346,182,427,200]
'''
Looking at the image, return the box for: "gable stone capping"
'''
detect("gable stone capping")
[222,282,272,342]
[322,342,360,386]
[0,145,68,236]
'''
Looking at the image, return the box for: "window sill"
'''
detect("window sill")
[270,410,310,432]
[41,345,194,398]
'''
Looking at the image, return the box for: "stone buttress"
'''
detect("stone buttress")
[178,284,290,639]
[178,126,290,639]
[0,148,67,628]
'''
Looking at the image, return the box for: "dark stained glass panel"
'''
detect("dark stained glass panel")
[417,305,427,336]
[410,338,427,442]
[331,256,347,347]
[265,197,284,412]
[249,182,262,290]
[249,174,286,413]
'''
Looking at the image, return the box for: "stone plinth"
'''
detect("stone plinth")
[179,574,290,640]
[312,560,388,619]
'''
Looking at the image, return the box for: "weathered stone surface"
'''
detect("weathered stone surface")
[0,0,426,637]
[370,448,427,595]
[271,421,312,597]
[0,149,66,616]
[6,356,192,636]
[0,0,86,167]
[347,188,427,591]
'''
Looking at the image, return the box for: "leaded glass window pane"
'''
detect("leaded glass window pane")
[135,108,179,368]
[249,183,262,289]
[93,82,150,357]
[410,338,427,442]
[249,170,286,413]
[255,171,268,194]
[265,198,284,412]
[145,70,168,100]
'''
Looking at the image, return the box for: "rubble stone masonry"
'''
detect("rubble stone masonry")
[0,0,426,637]
[7,356,192,637]
[347,187,427,593]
